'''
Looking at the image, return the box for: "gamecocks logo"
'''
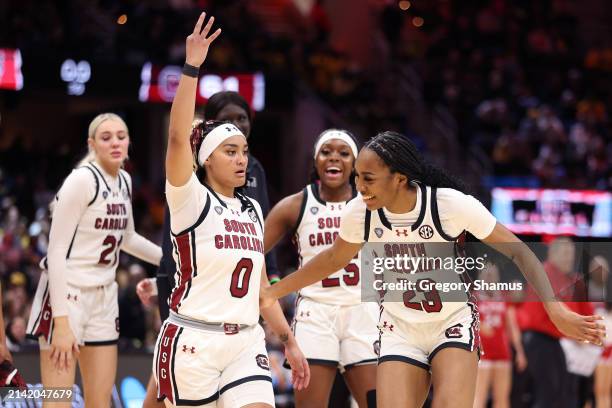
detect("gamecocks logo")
[445,323,463,339]
[374,228,383,238]
[214,206,223,215]
[310,207,319,215]
[255,354,270,370]
[418,225,434,239]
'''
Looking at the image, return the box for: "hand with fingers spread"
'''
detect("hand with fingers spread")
[136,278,157,306]
[185,12,222,68]
[283,339,310,391]
[546,302,606,345]
[49,317,79,372]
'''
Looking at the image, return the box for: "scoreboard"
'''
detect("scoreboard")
[491,188,612,237]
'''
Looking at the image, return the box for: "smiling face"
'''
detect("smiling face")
[315,139,355,189]
[213,103,251,138]
[88,119,129,172]
[204,135,249,189]
[354,147,408,210]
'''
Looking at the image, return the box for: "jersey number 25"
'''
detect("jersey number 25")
[321,263,359,287]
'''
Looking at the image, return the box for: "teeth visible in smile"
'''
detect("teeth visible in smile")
[362,195,374,200]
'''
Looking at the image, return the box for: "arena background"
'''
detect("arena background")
[1,0,611,407]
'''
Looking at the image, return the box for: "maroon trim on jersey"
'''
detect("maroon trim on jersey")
[156,322,180,404]
[170,232,195,311]
[468,302,481,350]
[31,285,53,342]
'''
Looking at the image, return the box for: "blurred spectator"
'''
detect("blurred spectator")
[588,256,610,302]
[118,264,148,351]
[516,237,594,408]
[5,316,28,352]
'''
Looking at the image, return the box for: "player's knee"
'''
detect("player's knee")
[366,389,377,408]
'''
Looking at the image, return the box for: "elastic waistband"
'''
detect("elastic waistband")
[168,311,253,335]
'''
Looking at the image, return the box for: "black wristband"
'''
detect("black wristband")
[182,63,200,78]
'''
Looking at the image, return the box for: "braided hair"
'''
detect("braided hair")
[189,119,258,216]
[364,131,468,193]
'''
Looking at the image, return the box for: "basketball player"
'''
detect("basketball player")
[264,129,378,407]
[473,262,526,408]
[26,113,163,407]
[138,89,281,408]
[261,131,605,408]
[154,13,308,407]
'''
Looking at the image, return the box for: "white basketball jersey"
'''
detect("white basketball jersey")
[169,186,265,325]
[294,183,361,305]
[46,163,133,288]
[362,183,472,322]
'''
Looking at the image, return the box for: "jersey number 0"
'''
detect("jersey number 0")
[230,258,253,298]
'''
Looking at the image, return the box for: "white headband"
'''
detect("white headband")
[198,124,246,166]
[313,130,359,159]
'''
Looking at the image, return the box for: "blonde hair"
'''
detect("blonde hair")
[76,113,129,167]
[50,113,129,215]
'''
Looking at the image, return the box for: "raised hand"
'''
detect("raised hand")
[185,12,222,68]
